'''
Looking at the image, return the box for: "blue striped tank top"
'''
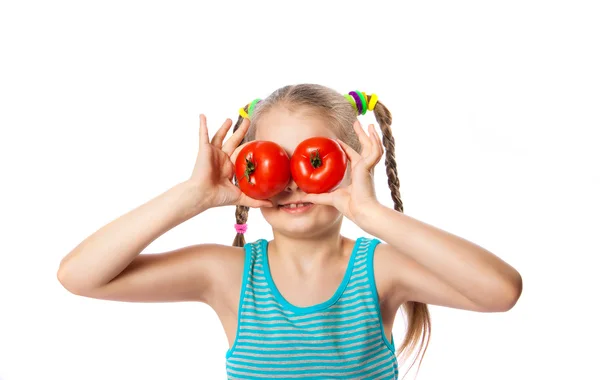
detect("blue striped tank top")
[225,236,399,379]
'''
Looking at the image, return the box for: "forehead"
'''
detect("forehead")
[255,107,338,154]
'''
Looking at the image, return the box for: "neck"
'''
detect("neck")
[269,220,347,269]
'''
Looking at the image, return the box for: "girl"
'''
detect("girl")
[57,84,522,379]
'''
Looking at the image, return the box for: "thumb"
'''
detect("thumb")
[234,189,275,209]
[303,192,335,207]
[199,114,210,146]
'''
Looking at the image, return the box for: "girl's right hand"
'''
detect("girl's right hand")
[187,114,274,210]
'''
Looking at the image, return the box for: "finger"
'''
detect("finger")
[199,114,210,146]
[366,124,384,167]
[335,138,361,164]
[230,141,251,165]
[302,192,335,207]
[210,118,233,148]
[372,124,384,166]
[237,191,275,208]
[222,118,250,156]
[353,120,372,158]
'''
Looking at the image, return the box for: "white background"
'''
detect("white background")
[1,1,598,379]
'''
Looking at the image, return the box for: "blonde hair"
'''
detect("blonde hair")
[231,83,431,378]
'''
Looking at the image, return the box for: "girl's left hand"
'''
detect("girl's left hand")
[302,120,384,223]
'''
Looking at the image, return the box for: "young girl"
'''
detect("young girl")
[57,84,522,379]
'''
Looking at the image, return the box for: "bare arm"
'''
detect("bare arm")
[362,205,522,312]
[57,181,212,300]
[57,115,273,304]
[302,120,522,313]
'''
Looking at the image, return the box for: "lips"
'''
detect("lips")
[279,202,312,209]
[278,202,315,214]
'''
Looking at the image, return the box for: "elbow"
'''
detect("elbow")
[57,257,71,288]
[57,261,108,297]
[57,265,76,294]
[57,263,86,296]
[57,263,67,287]
[486,272,523,312]
[503,270,523,311]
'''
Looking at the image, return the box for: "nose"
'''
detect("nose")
[285,177,299,192]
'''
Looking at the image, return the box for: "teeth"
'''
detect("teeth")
[282,203,311,209]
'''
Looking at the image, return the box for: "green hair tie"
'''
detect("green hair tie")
[355,91,368,115]
[248,98,262,118]
[344,94,357,111]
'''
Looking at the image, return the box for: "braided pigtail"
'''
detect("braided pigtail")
[346,90,431,378]
[231,98,263,247]
[231,102,251,248]
[371,96,431,379]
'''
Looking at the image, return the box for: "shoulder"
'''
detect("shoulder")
[203,240,258,281]
[191,240,257,306]
[204,242,246,269]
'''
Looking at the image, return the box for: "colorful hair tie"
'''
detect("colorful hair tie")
[361,92,369,108]
[355,91,368,115]
[344,94,357,111]
[235,223,248,234]
[348,91,363,115]
[346,91,379,115]
[248,98,262,118]
[368,93,378,111]
[239,98,262,120]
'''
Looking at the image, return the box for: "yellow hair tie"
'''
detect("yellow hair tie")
[239,107,249,119]
[344,94,357,111]
[367,93,378,111]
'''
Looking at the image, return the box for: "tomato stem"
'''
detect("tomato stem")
[244,156,255,184]
[310,149,322,169]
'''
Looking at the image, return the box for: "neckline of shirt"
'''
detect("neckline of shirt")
[259,237,363,315]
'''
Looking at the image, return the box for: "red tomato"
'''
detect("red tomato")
[290,137,348,194]
[235,141,291,200]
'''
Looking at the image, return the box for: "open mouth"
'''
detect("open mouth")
[278,202,314,213]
